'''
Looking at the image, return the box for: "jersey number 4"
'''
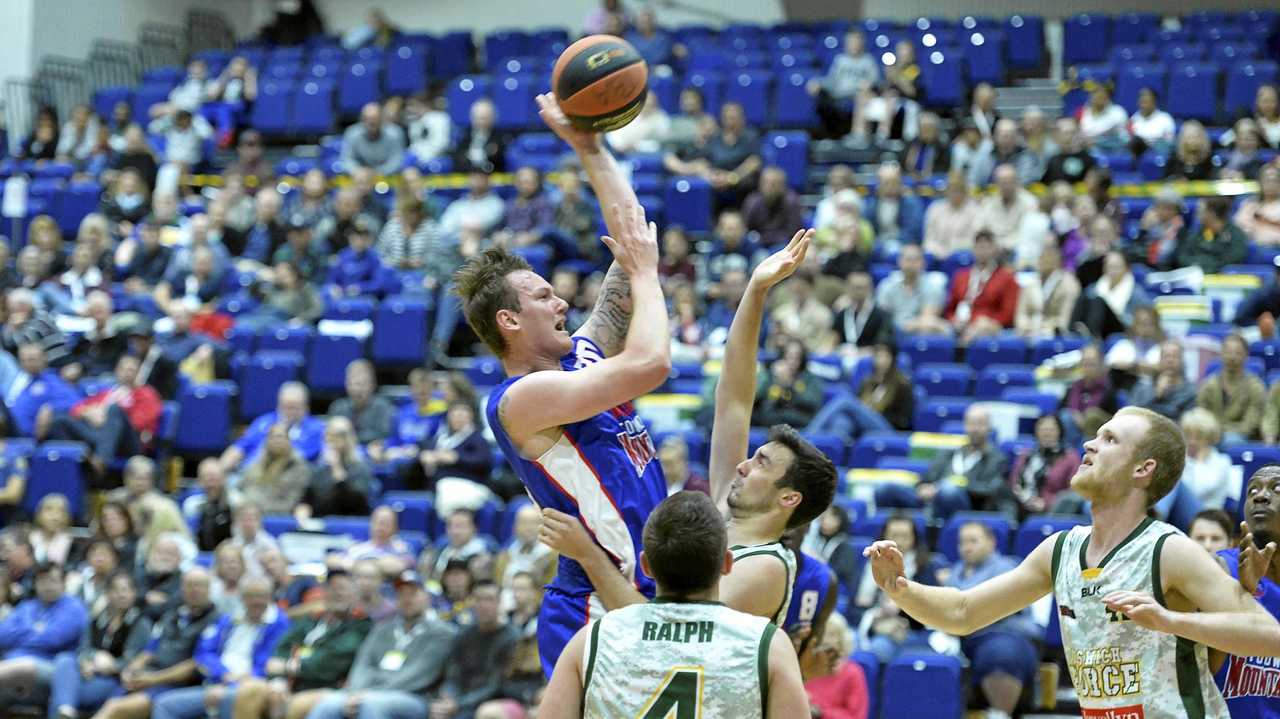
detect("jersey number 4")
[638,666,704,719]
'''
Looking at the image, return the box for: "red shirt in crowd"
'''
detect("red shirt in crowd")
[72,384,163,441]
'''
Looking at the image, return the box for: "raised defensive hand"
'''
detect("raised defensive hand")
[539,508,598,563]
[1237,521,1278,596]
[750,229,813,290]
[536,92,600,152]
[863,540,909,594]
[1102,591,1174,633]
[599,203,659,277]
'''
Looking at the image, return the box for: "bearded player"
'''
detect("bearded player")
[865,407,1280,717]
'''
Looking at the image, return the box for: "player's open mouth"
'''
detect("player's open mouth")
[555,319,566,331]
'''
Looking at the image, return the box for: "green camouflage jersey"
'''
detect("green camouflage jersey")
[730,540,796,626]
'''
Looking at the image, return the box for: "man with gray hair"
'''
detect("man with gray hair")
[864,162,924,248]
[0,287,69,366]
[341,102,406,175]
[219,382,325,472]
[107,455,182,527]
[967,118,1036,187]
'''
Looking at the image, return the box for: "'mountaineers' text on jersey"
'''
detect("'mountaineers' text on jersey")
[582,599,775,719]
[1215,547,1280,718]
[1052,518,1229,718]
[731,541,796,627]
[785,550,833,633]
[487,336,666,598]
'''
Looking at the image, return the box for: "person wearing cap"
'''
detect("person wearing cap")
[126,318,180,400]
[271,214,327,284]
[305,570,457,719]
[231,570,372,719]
[325,215,386,299]
[149,577,291,719]
[41,353,163,476]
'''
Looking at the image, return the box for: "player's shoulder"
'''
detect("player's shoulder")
[564,335,606,370]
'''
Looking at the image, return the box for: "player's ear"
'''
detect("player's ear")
[778,489,802,512]
[721,549,734,577]
[1132,458,1156,489]
[495,308,519,332]
[639,551,654,580]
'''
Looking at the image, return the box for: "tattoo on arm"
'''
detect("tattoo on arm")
[581,263,633,357]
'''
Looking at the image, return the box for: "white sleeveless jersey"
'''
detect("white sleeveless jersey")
[730,541,796,626]
[582,599,776,719]
[1051,518,1230,718]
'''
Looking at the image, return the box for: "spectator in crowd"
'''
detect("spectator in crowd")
[134,530,187,621]
[123,320,179,400]
[698,102,762,209]
[817,201,874,279]
[812,165,856,229]
[1237,256,1280,328]
[452,99,507,174]
[375,368,444,465]
[377,193,443,271]
[3,290,71,367]
[742,167,804,248]
[1222,118,1266,180]
[883,40,920,100]
[1078,84,1128,152]
[1177,197,1250,274]
[109,125,160,190]
[803,617,870,719]
[204,56,258,136]
[48,571,152,719]
[237,188,288,263]
[23,108,60,162]
[352,559,396,623]
[183,459,235,553]
[439,171,506,237]
[1015,242,1080,339]
[150,577,289,719]
[901,111,950,179]
[256,547,321,620]
[63,290,130,381]
[23,215,65,275]
[0,561,88,703]
[150,60,209,119]
[968,119,1034,187]
[47,241,108,316]
[944,230,1019,344]
[496,167,556,249]
[42,354,162,475]
[706,210,761,277]
[858,80,921,144]
[1155,408,1236,531]
[340,508,415,577]
[224,130,273,188]
[147,110,211,172]
[945,522,1043,719]
[880,405,1008,519]
[753,338,825,429]
[67,539,119,616]
[1131,339,1198,421]
[864,163,923,249]
[92,567,219,719]
[306,570,457,719]
[329,359,396,447]
[231,570,371,719]
[301,416,374,520]
[1188,509,1236,554]
[1009,415,1080,518]
[810,337,913,438]
[966,82,999,140]
[1165,120,1215,180]
[494,505,555,591]
[854,515,940,648]
[975,164,1041,258]
[1042,118,1095,184]
[1059,343,1118,448]
[771,270,833,354]
[1197,333,1265,443]
[56,104,101,163]
[342,7,398,49]
[923,172,979,259]
[431,581,517,719]
[116,223,173,299]
[408,399,492,494]
[30,494,75,566]
[220,382,326,472]
[874,243,949,335]
[153,245,224,318]
[810,30,879,138]
[325,216,384,298]
[949,120,984,179]
[1128,87,1176,157]
[606,91,670,155]
[208,541,248,615]
[1132,186,1186,269]
[425,510,493,583]
[96,502,139,573]
[1250,83,1280,147]
[341,103,406,175]
[7,342,81,439]
[406,92,453,164]
[432,560,476,626]
[654,435,709,497]
[238,423,312,517]
[0,533,37,604]
[229,503,279,580]
[1235,165,1280,247]
[801,506,861,605]
[664,87,711,153]
[625,7,682,68]
[828,270,889,353]
[14,246,53,291]
[1077,250,1150,336]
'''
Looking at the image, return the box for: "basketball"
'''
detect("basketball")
[550,34,649,132]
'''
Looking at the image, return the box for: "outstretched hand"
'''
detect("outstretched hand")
[863,540,909,595]
[1237,521,1278,596]
[750,229,813,290]
[1102,591,1174,633]
[536,92,601,152]
[539,508,598,563]
[599,203,659,277]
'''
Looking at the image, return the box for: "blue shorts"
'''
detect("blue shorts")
[963,631,1039,687]
[538,587,605,679]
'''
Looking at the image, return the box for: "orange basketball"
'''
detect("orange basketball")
[551,34,649,132]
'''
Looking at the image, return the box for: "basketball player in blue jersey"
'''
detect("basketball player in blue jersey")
[1212,464,1280,717]
[782,526,839,643]
[541,231,839,632]
[454,94,671,676]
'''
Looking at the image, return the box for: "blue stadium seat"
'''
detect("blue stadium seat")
[967,335,1028,370]
[964,31,1004,85]
[265,61,303,81]
[851,512,928,544]
[876,457,930,476]
[387,42,430,95]
[1165,63,1221,121]
[664,177,713,233]
[497,496,534,545]
[883,653,963,719]
[1251,341,1280,372]
[1115,65,1166,114]
[484,31,529,70]
[684,71,726,115]
[1212,42,1257,65]
[1063,14,1109,64]
[465,356,504,388]
[324,516,371,539]
[26,442,86,522]
[725,71,771,126]
[1001,388,1059,417]
[492,74,536,131]
[434,31,476,79]
[762,132,809,191]
[900,335,955,367]
[61,180,102,235]
[262,515,299,536]
[131,83,175,122]
[1226,62,1279,118]
[938,511,1015,561]
[801,432,847,467]
[919,50,964,108]
[372,295,429,366]
[447,75,493,126]
[1161,42,1206,64]
[235,351,303,421]
[1109,44,1156,64]
[94,86,133,122]
[773,71,817,128]
[1014,514,1089,557]
[1111,12,1159,45]
[258,325,314,355]
[649,73,679,114]
[851,432,911,469]
[339,61,384,117]
[686,50,731,73]
[175,381,236,455]
[380,491,441,539]
[852,651,881,719]
[306,59,342,80]
[1004,15,1043,70]
[292,79,335,135]
[915,398,970,433]
[307,334,365,395]
[975,364,1035,399]
[914,363,974,397]
[249,80,294,136]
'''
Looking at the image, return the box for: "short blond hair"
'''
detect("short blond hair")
[1179,407,1222,447]
[823,612,854,657]
[1117,407,1186,506]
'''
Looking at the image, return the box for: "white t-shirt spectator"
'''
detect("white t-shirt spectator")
[1079,103,1129,145]
[1129,109,1177,147]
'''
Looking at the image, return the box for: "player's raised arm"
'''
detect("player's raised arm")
[1103,532,1280,657]
[537,92,642,357]
[499,203,671,437]
[708,230,812,510]
[863,533,1056,635]
[539,623,589,719]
